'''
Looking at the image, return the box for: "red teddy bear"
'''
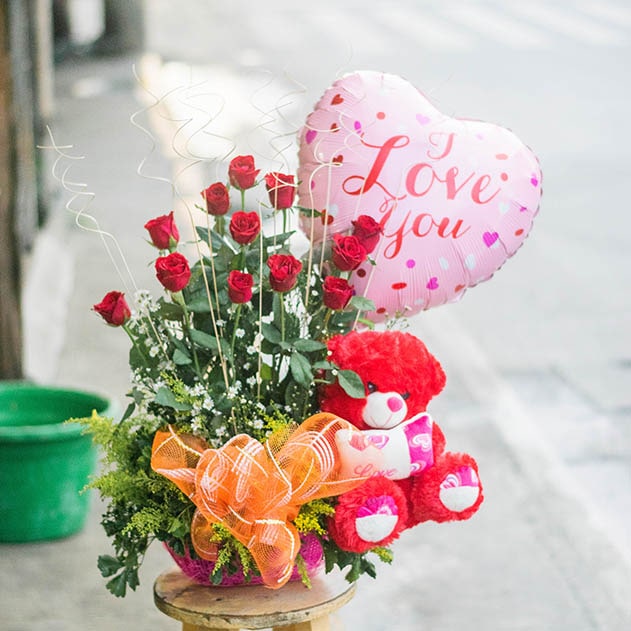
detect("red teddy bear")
[320,330,483,553]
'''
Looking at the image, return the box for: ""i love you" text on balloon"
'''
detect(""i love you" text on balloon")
[298,71,542,320]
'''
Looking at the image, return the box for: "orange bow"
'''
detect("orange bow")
[151,413,367,588]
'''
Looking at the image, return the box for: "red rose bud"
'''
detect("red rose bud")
[229,210,261,245]
[267,253,302,293]
[227,270,254,304]
[228,155,260,191]
[144,211,179,250]
[264,172,296,210]
[331,234,367,271]
[201,182,230,215]
[93,291,131,326]
[155,252,191,292]
[352,214,383,254]
[322,276,354,310]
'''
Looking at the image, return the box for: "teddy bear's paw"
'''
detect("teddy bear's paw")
[330,477,409,553]
[356,495,400,542]
[439,466,480,512]
[409,453,483,524]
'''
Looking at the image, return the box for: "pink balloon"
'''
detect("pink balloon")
[298,71,542,321]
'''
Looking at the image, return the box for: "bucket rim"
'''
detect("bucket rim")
[0,381,113,443]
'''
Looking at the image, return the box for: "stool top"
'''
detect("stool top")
[154,567,356,630]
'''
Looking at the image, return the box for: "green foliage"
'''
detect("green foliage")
[208,524,257,583]
[294,499,335,536]
[321,539,389,583]
[73,412,194,597]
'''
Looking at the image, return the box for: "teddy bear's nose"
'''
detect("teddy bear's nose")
[387,396,403,412]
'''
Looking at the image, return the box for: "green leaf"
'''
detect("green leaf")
[211,571,224,585]
[172,348,192,365]
[196,226,235,255]
[323,544,337,574]
[189,328,219,350]
[345,556,362,582]
[195,225,210,242]
[263,231,295,248]
[157,301,184,319]
[293,339,326,352]
[290,351,312,388]
[120,401,135,422]
[361,557,377,579]
[259,363,273,381]
[125,567,140,591]
[154,387,192,411]
[349,295,376,312]
[105,571,128,598]
[245,248,262,271]
[337,369,365,399]
[98,554,122,578]
[186,296,212,313]
[128,345,147,373]
[312,360,335,370]
[261,322,282,344]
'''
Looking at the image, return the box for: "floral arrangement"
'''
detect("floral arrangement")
[83,154,389,596]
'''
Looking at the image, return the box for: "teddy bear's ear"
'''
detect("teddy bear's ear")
[426,350,447,396]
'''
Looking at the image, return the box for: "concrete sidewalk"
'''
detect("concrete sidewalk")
[4,54,631,631]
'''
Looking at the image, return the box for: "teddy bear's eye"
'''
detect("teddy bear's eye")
[401,392,410,400]
[366,382,378,393]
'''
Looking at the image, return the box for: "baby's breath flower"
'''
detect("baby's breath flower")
[227,385,239,398]
[246,345,256,355]
[246,376,257,387]
[190,417,204,433]
[235,328,245,338]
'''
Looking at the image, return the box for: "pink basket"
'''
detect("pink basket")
[165,533,324,587]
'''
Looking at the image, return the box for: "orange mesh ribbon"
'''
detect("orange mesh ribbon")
[151,413,368,588]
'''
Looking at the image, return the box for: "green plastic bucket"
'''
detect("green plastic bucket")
[0,382,111,542]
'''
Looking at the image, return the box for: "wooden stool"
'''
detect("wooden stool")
[154,567,356,631]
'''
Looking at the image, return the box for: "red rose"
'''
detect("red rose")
[201,182,230,215]
[229,211,261,245]
[267,254,302,292]
[144,211,179,250]
[227,270,254,304]
[155,252,191,292]
[228,155,260,191]
[322,276,354,310]
[93,291,131,326]
[331,235,367,271]
[352,214,383,254]
[264,172,296,210]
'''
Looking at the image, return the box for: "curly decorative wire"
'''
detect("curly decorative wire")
[40,126,138,298]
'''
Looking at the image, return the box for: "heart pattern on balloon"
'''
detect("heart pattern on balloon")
[297,71,542,320]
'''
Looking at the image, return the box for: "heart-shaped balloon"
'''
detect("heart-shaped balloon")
[298,71,542,320]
